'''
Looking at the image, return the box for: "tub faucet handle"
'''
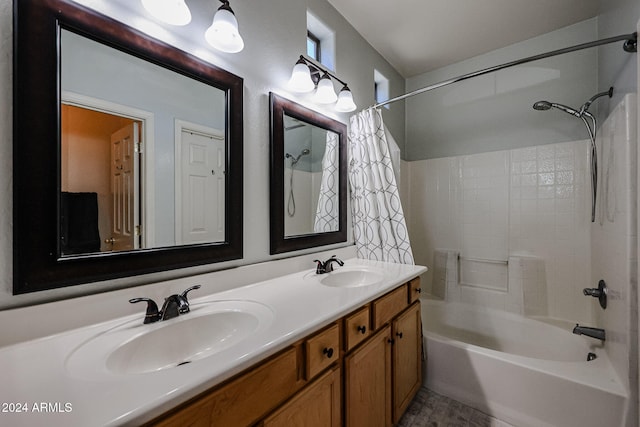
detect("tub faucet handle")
[583,288,601,297]
[583,279,607,309]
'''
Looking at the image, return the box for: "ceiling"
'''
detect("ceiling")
[327,0,600,77]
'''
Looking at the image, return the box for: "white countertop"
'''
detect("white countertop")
[0,258,426,427]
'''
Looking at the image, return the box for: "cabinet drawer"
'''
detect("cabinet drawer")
[408,277,422,304]
[373,285,408,330]
[344,306,371,352]
[152,346,302,427]
[305,323,340,380]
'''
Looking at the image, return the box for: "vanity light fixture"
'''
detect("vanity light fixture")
[335,85,357,112]
[141,0,192,26]
[288,57,316,93]
[314,73,338,104]
[205,0,245,53]
[288,55,357,112]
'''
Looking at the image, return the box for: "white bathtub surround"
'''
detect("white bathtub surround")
[509,255,548,317]
[408,139,592,323]
[432,250,550,317]
[591,93,638,426]
[431,249,458,300]
[348,108,414,264]
[0,257,427,426]
[422,299,627,427]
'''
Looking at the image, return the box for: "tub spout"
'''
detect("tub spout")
[573,324,605,341]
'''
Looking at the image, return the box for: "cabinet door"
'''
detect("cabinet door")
[344,325,392,427]
[392,302,422,423]
[261,366,341,427]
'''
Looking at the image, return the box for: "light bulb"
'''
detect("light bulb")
[205,2,244,53]
[314,74,337,104]
[335,86,357,112]
[141,0,191,26]
[288,60,315,93]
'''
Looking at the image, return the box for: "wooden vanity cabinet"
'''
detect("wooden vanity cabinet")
[146,278,422,427]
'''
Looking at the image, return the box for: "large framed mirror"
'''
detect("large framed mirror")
[13,0,243,293]
[269,93,347,254]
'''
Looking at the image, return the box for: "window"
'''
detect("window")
[307,11,335,70]
[374,69,390,108]
[307,31,321,61]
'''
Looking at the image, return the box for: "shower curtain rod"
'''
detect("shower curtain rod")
[370,32,637,109]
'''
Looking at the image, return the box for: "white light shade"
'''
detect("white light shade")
[288,62,315,93]
[205,7,244,53]
[335,86,357,112]
[141,0,191,26]
[314,75,337,104]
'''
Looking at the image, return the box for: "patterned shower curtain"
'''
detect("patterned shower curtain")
[314,131,339,232]
[348,108,414,264]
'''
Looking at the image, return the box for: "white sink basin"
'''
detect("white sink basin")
[66,300,273,377]
[319,267,384,288]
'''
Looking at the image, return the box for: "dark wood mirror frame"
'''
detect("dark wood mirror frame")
[13,0,244,294]
[269,93,347,254]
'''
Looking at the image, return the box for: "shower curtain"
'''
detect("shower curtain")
[348,108,414,264]
[314,131,339,232]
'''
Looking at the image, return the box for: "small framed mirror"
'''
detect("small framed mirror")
[269,93,347,254]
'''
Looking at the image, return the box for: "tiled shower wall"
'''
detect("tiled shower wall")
[407,139,592,323]
[590,94,637,416]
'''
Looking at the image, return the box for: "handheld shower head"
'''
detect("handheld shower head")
[533,101,552,111]
[532,100,580,117]
[532,86,614,224]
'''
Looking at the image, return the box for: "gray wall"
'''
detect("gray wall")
[0,0,404,308]
[405,19,599,160]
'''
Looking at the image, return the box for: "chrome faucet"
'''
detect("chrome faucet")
[313,255,344,274]
[573,324,606,341]
[129,285,201,324]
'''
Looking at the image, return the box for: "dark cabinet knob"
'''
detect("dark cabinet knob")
[357,325,367,334]
[396,332,403,339]
[387,338,395,344]
[323,347,334,358]
[415,288,422,293]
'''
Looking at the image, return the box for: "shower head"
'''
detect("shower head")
[301,148,310,156]
[532,101,552,111]
[532,101,580,117]
[532,86,614,224]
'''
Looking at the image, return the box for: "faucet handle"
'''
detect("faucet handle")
[178,285,201,314]
[313,259,325,274]
[583,279,607,309]
[129,297,161,324]
[180,285,201,300]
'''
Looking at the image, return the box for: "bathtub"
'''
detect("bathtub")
[421,299,628,427]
